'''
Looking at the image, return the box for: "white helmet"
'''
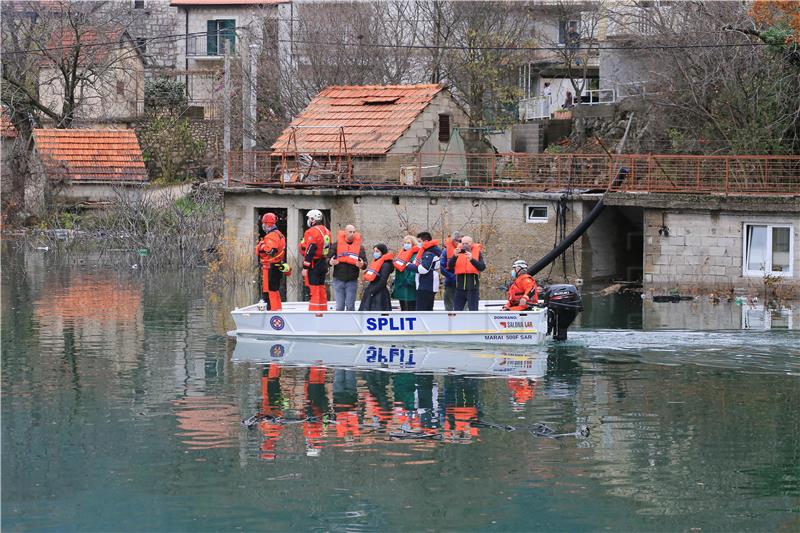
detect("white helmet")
[306,209,323,225]
[512,259,528,270]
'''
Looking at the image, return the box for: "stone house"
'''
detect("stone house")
[38,29,146,125]
[270,84,478,186]
[170,0,292,120]
[29,129,148,210]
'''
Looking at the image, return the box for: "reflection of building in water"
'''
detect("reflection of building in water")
[644,300,798,330]
[33,276,145,369]
[173,396,240,450]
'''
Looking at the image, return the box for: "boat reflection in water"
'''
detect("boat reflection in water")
[231,336,562,460]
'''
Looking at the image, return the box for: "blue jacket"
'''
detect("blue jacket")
[440,248,457,287]
[407,245,442,293]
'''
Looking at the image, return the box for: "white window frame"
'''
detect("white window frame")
[525,204,549,224]
[741,223,794,277]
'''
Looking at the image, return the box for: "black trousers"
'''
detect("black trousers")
[307,259,328,286]
[415,290,435,311]
[453,289,480,311]
[399,300,416,311]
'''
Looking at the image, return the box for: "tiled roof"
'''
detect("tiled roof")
[33,129,148,182]
[171,0,288,5]
[272,84,446,156]
[1,108,17,138]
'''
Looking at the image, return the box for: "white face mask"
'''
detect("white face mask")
[403,242,412,251]
[373,251,382,259]
[511,269,518,279]
[307,219,314,228]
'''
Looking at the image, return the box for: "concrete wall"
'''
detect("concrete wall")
[224,188,594,301]
[607,193,800,296]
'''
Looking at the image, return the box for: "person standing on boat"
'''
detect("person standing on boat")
[392,235,419,311]
[405,231,441,311]
[300,209,332,312]
[359,244,394,311]
[502,259,539,311]
[448,235,485,311]
[440,231,463,311]
[328,224,367,311]
[256,212,287,311]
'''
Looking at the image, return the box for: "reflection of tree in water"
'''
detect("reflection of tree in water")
[544,345,582,400]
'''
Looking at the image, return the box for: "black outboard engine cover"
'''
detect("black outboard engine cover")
[543,284,583,341]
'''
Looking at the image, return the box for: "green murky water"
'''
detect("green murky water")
[2,245,799,532]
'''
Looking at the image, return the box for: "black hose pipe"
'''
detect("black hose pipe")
[527,199,605,277]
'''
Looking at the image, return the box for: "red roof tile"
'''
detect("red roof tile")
[33,129,147,182]
[272,84,446,156]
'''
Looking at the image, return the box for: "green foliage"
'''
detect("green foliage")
[144,78,188,113]
[544,144,566,154]
[138,116,205,183]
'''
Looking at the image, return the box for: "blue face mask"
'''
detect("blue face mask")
[373,251,382,259]
[403,242,412,251]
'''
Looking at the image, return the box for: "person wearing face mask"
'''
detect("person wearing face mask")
[440,231,463,311]
[447,235,485,311]
[328,224,367,311]
[359,244,394,311]
[392,235,419,311]
[300,209,332,312]
[255,212,287,311]
[404,231,442,311]
[502,259,539,311]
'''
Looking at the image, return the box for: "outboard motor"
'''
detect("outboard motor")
[543,284,583,341]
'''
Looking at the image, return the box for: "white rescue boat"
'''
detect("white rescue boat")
[230,284,583,345]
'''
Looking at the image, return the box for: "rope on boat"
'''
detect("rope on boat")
[242,413,325,428]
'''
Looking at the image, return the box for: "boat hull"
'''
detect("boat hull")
[230,302,548,345]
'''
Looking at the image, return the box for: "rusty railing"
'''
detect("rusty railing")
[228,152,800,195]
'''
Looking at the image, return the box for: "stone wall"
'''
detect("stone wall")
[126,0,178,72]
[224,188,595,301]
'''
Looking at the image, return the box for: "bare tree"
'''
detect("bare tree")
[605,0,800,154]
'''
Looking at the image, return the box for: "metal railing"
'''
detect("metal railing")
[519,96,550,120]
[228,151,800,196]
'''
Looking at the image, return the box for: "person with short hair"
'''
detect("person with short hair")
[447,235,485,311]
[328,224,367,311]
[405,231,442,311]
[440,231,463,310]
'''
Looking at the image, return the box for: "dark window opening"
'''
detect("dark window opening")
[558,18,581,46]
[438,114,450,143]
[133,0,145,9]
[135,37,147,54]
[207,19,236,55]
[392,196,400,205]
[116,80,125,95]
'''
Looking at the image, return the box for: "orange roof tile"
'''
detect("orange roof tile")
[272,84,446,156]
[33,129,147,182]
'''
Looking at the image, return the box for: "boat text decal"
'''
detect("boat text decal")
[365,317,417,331]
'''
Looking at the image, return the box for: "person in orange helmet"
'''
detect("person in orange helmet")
[502,259,539,311]
[300,209,332,312]
[256,212,287,311]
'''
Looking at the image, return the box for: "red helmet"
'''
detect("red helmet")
[261,212,277,226]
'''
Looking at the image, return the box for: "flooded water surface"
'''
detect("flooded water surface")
[2,246,799,532]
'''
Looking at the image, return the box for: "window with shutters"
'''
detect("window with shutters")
[743,223,794,277]
[207,19,236,56]
[438,114,450,143]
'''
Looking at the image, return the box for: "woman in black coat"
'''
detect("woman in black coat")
[359,244,394,311]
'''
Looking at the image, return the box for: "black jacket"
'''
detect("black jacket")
[358,261,394,311]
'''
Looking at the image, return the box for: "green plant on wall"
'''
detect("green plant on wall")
[139,116,205,183]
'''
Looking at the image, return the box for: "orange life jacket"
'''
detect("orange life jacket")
[308,366,327,385]
[412,239,441,266]
[393,246,419,271]
[507,378,536,403]
[454,244,483,275]
[335,231,362,266]
[256,229,286,266]
[335,410,361,438]
[506,273,538,306]
[363,252,394,282]
[301,224,332,260]
[445,406,479,439]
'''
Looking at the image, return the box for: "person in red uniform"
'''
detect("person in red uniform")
[502,259,539,311]
[255,212,287,311]
[300,209,332,312]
